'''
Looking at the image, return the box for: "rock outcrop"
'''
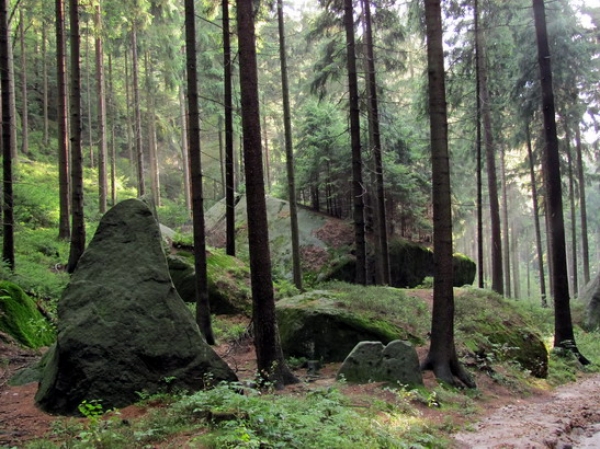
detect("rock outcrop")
[337,340,423,386]
[35,198,237,415]
[276,291,419,362]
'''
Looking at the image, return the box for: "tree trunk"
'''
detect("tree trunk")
[108,54,117,206]
[526,124,547,306]
[7,9,16,160]
[184,0,215,345]
[476,6,503,295]
[86,29,94,168]
[343,0,366,285]
[421,0,475,388]
[124,50,134,176]
[474,0,484,289]
[500,145,511,297]
[575,125,590,285]
[95,3,107,214]
[131,21,145,196]
[236,0,297,388]
[42,19,49,148]
[144,51,160,206]
[18,7,28,156]
[67,0,86,274]
[362,0,390,285]
[532,0,588,363]
[1,0,14,271]
[277,0,302,290]
[563,120,577,296]
[56,0,70,240]
[223,0,235,257]
[179,84,192,211]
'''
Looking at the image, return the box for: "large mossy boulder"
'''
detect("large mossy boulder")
[580,272,600,330]
[167,251,252,316]
[276,291,416,362]
[0,281,54,348]
[35,198,237,415]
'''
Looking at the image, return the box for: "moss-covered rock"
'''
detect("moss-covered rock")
[453,253,477,287]
[456,289,548,378]
[276,289,420,362]
[168,250,252,316]
[0,281,54,348]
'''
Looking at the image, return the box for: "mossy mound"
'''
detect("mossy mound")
[455,288,548,378]
[0,281,54,348]
[168,249,252,316]
[453,253,477,287]
[276,284,426,362]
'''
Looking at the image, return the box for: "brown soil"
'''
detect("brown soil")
[2,325,600,448]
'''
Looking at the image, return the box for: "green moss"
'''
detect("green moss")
[0,281,55,348]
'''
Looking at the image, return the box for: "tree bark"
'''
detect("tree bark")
[223,0,235,257]
[474,0,484,289]
[362,0,390,285]
[179,84,192,211]
[184,0,215,345]
[42,19,49,147]
[343,0,366,285]
[1,0,14,271]
[56,0,70,240]
[532,0,588,363]
[563,119,577,296]
[67,0,86,274]
[421,0,475,388]
[144,51,160,206]
[236,0,297,388]
[108,54,117,206]
[500,145,511,297]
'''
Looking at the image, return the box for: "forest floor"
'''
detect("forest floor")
[3,335,600,448]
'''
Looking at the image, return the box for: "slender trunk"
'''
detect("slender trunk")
[184,0,215,344]
[362,0,390,285]
[42,20,49,147]
[218,115,225,197]
[18,7,27,155]
[7,10,16,160]
[277,0,302,290]
[476,10,503,295]
[262,110,271,192]
[86,28,94,168]
[108,54,116,206]
[124,50,134,175]
[223,0,235,256]
[575,126,590,284]
[564,120,578,296]
[511,218,521,298]
[474,0,484,289]
[500,145,511,296]
[56,0,70,240]
[132,22,145,196]
[95,3,107,214]
[144,51,160,205]
[1,0,14,271]
[179,84,191,211]
[532,0,587,363]
[67,0,86,274]
[526,124,547,306]
[343,0,366,285]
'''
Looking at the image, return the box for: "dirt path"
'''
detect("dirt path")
[452,374,600,448]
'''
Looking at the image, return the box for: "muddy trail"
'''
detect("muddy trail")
[452,374,600,448]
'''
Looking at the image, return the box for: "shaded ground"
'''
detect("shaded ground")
[2,325,600,448]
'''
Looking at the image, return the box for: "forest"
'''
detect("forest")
[0,0,600,446]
